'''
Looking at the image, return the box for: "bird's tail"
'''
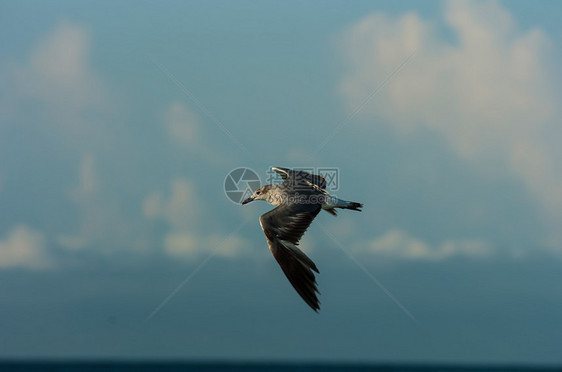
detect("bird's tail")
[323,197,363,215]
[340,200,363,212]
[341,201,363,212]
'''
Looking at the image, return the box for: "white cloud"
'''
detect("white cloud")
[364,229,492,261]
[209,235,250,258]
[163,232,250,260]
[142,192,164,219]
[2,20,106,134]
[58,154,102,250]
[56,235,87,251]
[340,1,562,246]
[28,21,101,107]
[0,226,51,269]
[1,22,134,255]
[70,154,99,201]
[58,154,146,253]
[164,101,200,145]
[144,178,252,260]
[160,101,233,166]
[143,178,199,229]
[164,232,199,258]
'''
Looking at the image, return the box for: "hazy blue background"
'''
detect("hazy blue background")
[1,0,561,366]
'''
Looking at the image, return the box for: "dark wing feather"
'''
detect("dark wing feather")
[272,167,327,190]
[260,201,322,311]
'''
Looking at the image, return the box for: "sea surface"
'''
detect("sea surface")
[0,362,560,372]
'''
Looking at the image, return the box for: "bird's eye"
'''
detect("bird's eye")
[256,191,261,195]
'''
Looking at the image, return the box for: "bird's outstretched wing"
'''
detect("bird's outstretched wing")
[272,167,327,190]
[259,200,322,311]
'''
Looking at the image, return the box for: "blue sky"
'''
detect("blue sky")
[1,0,561,365]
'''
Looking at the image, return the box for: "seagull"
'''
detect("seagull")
[242,167,363,311]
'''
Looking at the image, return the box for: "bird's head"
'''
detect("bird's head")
[242,185,272,205]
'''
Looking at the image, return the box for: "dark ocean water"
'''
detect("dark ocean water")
[0,362,559,372]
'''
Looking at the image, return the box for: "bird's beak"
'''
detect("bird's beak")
[241,196,254,205]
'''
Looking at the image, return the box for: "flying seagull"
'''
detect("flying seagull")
[242,167,363,311]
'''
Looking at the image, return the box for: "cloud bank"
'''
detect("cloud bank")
[340,0,562,251]
[0,226,51,269]
[144,178,250,259]
[362,229,492,261]
[2,20,106,137]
